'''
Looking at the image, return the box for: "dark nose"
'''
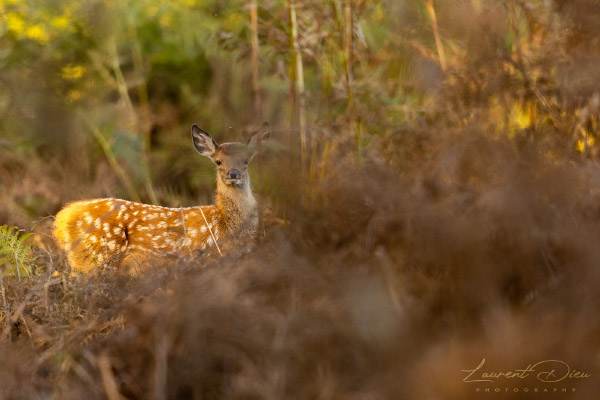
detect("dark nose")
[227,169,240,179]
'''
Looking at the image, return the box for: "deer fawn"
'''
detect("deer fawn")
[53,123,270,273]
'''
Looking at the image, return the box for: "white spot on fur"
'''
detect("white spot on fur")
[108,241,116,251]
[89,235,97,243]
[94,218,101,229]
[201,225,207,233]
[207,237,214,247]
[103,223,110,232]
[129,244,144,251]
[113,227,121,235]
[84,214,93,224]
[157,221,167,229]
[189,229,198,238]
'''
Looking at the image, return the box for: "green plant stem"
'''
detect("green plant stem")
[110,38,158,205]
[0,269,9,329]
[14,253,19,282]
[81,114,141,202]
[288,0,307,166]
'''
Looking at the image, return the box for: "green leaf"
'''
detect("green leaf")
[0,225,35,277]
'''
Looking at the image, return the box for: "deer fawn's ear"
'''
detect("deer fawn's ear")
[192,124,219,157]
[248,122,271,154]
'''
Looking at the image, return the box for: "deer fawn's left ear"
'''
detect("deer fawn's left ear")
[248,122,271,155]
[192,124,219,158]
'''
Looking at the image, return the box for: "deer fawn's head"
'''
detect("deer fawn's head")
[191,123,270,190]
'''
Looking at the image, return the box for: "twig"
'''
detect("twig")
[98,353,125,400]
[333,0,362,163]
[424,0,447,72]
[250,0,261,117]
[287,0,307,164]
[199,207,222,256]
[153,328,169,400]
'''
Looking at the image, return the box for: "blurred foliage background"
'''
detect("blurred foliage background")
[1,0,599,227]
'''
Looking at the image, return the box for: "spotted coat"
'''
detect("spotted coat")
[53,198,229,272]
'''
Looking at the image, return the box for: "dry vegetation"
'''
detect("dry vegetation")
[1,0,600,399]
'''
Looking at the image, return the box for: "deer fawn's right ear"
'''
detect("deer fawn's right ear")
[248,122,271,152]
[191,124,219,157]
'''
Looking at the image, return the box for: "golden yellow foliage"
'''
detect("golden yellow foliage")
[25,24,49,44]
[66,89,82,102]
[159,13,173,28]
[6,12,25,36]
[61,64,85,80]
[223,12,244,31]
[576,136,594,153]
[50,15,69,30]
[510,103,532,132]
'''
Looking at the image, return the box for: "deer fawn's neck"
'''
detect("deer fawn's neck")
[215,177,258,234]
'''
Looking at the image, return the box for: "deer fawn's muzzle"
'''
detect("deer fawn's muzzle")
[226,169,241,180]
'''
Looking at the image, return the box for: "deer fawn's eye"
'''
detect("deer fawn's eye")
[215,160,222,166]
[244,159,249,165]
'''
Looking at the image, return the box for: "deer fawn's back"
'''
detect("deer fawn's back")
[53,123,270,273]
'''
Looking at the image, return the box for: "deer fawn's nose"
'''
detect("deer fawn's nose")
[227,169,240,180]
